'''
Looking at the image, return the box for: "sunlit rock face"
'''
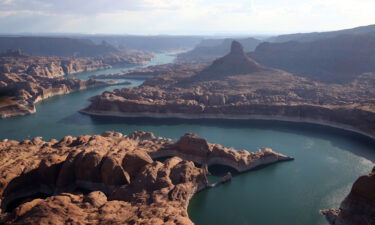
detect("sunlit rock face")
[0,131,291,224]
[0,46,153,119]
[321,167,375,225]
[82,41,375,139]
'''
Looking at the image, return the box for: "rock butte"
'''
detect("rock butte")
[0,131,292,224]
[82,41,375,139]
[321,167,375,225]
[176,37,262,64]
[192,40,264,80]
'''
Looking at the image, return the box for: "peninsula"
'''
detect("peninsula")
[0,49,152,118]
[82,41,375,138]
[0,131,292,224]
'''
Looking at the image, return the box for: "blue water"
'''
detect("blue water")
[0,52,374,225]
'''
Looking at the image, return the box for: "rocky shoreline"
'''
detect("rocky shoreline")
[321,167,375,225]
[0,49,153,78]
[0,77,130,119]
[89,63,206,80]
[0,49,151,118]
[82,42,375,140]
[80,110,375,140]
[0,131,292,224]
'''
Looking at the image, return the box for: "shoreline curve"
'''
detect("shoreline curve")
[80,109,375,141]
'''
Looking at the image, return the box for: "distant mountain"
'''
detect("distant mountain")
[250,33,375,83]
[0,37,120,57]
[0,49,29,57]
[176,37,262,63]
[268,24,375,43]
[86,35,203,52]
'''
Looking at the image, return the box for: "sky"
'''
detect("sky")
[0,0,375,35]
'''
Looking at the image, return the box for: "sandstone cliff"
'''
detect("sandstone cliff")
[321,167,375,225]
[192,40,265,80]
[0,131,292,224]
[0,49,152,78]
[82,41,375,138]
[176,37,262,63]
[0,49,151,118]
[0,71,125,118]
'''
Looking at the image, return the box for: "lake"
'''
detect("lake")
[0,52,374,225]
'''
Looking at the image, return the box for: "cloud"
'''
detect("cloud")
[0,0,144,14]
[0,0,374,34]
[0,0,252,15]
[248,0,375,33]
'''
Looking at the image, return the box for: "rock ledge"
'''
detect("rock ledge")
[0,131,292,224]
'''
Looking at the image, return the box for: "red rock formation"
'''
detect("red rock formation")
[193,40,265,80]
[0,72,124,118]
[0,54,112,78]
[176,37,262,64]
[82,42,375,138]
[0,51,144,118]
[149,133,293,172]
[321,167,375,225]
[0,131,292,224]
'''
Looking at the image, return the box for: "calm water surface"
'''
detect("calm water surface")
[0,52,374,225]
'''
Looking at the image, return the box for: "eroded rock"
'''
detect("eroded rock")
[82,42,375,138]
[321,167,375,225]
[0,131,292,224]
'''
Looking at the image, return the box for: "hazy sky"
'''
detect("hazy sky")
[0,0,374,35]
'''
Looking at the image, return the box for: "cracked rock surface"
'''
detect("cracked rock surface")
[0,131,292,224]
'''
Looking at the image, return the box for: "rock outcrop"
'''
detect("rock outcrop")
[0,71,127,118]
[150,133,292,172]
[0,50,152,79]
[193,41,264,80]
[321,167,375,225]
[176,37,262,63]
[0,51,147,118]
[82,41,375,138]
[0,131,292,224]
